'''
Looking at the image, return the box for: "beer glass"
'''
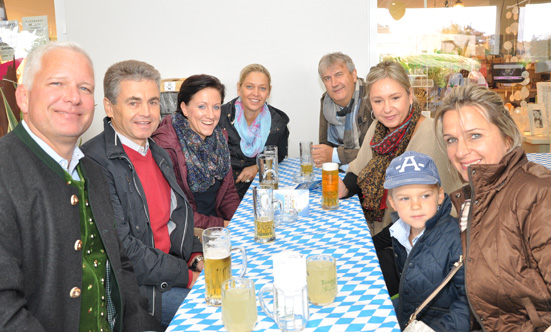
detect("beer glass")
[253,185,281,243]
[299,141,313,178]
[322,162,339,210]
[222,277,257,332]
[202,227,247,306]
[307,254,337,305]
[258,251,309,332]
[263,145,279,173]
[258,284,309,332]
[257,153,278,189]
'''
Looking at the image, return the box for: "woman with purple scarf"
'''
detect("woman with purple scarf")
[153,75,240,229]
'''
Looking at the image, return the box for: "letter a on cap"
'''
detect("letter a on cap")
[397,156,425,173]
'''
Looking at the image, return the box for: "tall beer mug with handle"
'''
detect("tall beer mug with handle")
[257,153,279,189]
[258,251,309,331]
[253,185,282,243]
[263,145,279,173]
[202,227,247,306]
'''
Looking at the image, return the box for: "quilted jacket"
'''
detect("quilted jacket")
[393,195,470,331]
[450,147,551,332]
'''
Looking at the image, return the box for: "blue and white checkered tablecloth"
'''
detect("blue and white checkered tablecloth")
[167,158,400,332]
[527,153,551,169]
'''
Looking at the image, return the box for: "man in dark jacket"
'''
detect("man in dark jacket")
[81,60,203,328]
[0,42,161,331]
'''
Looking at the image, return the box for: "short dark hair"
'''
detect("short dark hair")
[176,74,225,114]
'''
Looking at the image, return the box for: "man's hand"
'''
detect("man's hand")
[338,177,349,198]
[312,144,334,168]
[195,260,204,272]
[189,271,201,288]
[236,165,258,184]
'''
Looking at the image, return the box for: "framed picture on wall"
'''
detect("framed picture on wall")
[537,82,551,127]
[528,103,548,136]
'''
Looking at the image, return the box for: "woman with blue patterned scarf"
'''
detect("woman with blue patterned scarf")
[219,64,290,199]
[153,75,240,229]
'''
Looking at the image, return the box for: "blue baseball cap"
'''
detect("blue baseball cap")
[383,151,441,189]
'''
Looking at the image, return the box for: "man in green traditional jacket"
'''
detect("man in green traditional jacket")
[0,41,161,332]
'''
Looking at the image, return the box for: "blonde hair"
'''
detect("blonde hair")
[21,41,92,90]
[238,64,271,89]
[434,85,521,152]
[365,60,412,112]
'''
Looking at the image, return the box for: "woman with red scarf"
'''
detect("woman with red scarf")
[338,60,463,297]
[338,60,463,235]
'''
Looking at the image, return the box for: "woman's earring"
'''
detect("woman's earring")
[371,110,376,121]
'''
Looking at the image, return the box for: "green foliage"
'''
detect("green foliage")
[1,82,18,132]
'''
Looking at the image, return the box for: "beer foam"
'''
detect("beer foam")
[205,248,230,260]
[322,162,339,171]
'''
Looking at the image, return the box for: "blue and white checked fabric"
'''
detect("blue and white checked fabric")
[527,153,551,169]
[167,158,400,332]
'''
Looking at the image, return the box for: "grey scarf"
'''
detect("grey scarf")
[322,80,362,150]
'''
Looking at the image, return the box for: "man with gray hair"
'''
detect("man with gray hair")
[82,60,202,328]
[0,42,160,331]
[313,52,372,170]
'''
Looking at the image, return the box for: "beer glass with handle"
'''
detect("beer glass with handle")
[253,185,281,243]
[263,145,279,174]
[322,162,339,210]
[202,227,247,306]
[222,277,257,332]
[257,153,279,189]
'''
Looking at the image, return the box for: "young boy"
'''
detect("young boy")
[384,151,469,331]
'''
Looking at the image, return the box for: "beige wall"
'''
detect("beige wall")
[5,0,56,40]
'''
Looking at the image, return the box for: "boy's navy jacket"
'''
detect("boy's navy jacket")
[392,194,470,331]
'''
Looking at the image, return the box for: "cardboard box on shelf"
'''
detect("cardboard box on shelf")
[161,78,186,93]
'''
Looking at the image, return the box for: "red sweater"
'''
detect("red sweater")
[123,146,171,254]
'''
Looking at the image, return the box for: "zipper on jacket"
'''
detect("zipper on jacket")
[112,154,157,317]
[466,168,486,332]
[157,156,190,258]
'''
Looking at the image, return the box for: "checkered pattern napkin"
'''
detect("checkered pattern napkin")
[167,158,400,332]
[527,153,551,169]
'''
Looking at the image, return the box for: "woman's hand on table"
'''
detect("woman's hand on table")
[338,177,349,198]
[312,144,333,168]
[236,165,258,184]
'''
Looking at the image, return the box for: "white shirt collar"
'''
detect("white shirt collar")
[22,120,84,180]
[110,122,149,156]
[389,218,425,256]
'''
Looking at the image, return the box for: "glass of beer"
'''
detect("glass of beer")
[202,227,247,306]
[322,162,339,210]
[299,141,313,179]
[263,145,279,173]
[252,185,281,243]
[257,153,278,189]
[222,277,257,332]
[307,254,338,305]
